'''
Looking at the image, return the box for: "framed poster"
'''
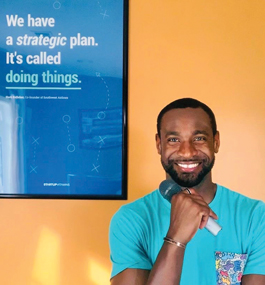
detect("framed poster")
[0,0,128,199]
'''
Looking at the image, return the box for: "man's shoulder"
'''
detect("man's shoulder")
[217,184,265,212]
[113,189,163,216]
[110,189,168,227]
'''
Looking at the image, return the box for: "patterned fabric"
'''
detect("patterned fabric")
[215,251,248,285]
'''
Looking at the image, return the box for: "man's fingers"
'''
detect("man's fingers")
[199,209,219,229]
[179,189,218,229]
[199,215,209,229]
[210,209,218,220]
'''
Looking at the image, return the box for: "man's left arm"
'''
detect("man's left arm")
[242,274,265,284]
[242,202,265,280]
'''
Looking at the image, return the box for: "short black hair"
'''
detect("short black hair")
[157,98,217,137]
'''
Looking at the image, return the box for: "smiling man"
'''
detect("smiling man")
[109,98,265,284]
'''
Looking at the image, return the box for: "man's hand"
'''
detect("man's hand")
[166,189,218,244]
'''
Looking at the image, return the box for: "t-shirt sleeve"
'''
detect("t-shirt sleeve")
[109,207,152,279]
[244,201,265,275]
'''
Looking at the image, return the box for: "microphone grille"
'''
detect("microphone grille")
[159,180,182,202]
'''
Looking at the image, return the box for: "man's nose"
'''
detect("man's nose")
[178,141,198,158]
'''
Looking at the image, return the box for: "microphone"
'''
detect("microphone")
[159,179,222,236]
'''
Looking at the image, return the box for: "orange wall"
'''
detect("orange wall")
[1,1,265,284]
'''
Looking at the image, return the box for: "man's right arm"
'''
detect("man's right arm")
[111,268,150,285]
[110,241,186,284]
[110,190,216,284]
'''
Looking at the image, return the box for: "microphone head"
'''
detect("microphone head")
[159,180,182,202]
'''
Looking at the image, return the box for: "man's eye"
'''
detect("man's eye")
[194,136,206,141]
[168,138,179,142]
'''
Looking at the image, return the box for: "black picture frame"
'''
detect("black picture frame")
[0,0,128,199]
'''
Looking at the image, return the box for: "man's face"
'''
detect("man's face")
[156,107,220,187]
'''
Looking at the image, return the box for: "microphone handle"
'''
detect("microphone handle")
[205,216,222,236]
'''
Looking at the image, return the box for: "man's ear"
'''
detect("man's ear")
[155,133,162,155]
[214,131,220,153]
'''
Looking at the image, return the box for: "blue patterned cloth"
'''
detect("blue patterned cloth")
[215,251,248,284]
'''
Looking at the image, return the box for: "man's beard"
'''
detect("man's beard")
[161,157,215,187]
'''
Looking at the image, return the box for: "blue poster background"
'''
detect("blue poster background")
[0,0,127,197]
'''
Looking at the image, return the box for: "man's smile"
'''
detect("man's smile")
[175,161,202,172]
[176,162,200,169]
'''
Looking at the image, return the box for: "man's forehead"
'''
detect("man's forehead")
[160,107,212,130]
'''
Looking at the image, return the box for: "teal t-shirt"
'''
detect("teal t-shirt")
[109,185,265,284]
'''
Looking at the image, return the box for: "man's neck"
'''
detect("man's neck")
[193,180,217,204]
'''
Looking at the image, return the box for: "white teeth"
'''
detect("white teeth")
[178,163,199,169]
